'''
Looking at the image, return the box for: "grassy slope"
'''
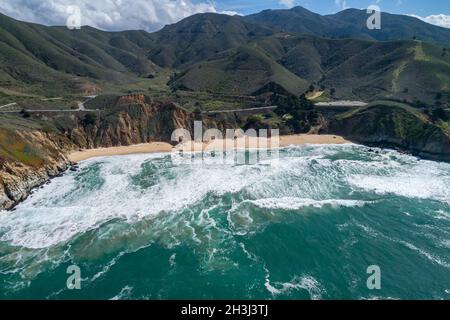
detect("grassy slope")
[253,36,450,104]
[0,13,158,97]
[170,32,450,102]
[0,11,449,107]
[148,13,274,68]
[245,7,450,47]
[170,44,308,95]
[0,114,67,167]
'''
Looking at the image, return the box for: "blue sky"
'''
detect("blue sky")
[0,0,449,32]
[214,0,449,16]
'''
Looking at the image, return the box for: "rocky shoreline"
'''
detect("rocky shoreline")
[2,137,448,212]
[0,96,194,211]
[326,103,450,163]
[1,98,450,212]
[0,159,70,211]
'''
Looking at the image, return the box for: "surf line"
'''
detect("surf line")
[181,304,215,318]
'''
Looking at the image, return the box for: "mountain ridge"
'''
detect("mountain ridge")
[1,10,449,105]
[245,6,450,47]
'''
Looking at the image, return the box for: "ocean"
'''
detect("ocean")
[0,144,449,299]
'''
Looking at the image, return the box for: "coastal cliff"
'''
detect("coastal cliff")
[0,128,74,210]
[327,102,450,162]
[0,95,196,210]
[62,96,195,148]
[2,96,449,210]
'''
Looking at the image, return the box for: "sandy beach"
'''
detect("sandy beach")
[68,134,351,162]
[280,134,349,146]
[68,142,173,162]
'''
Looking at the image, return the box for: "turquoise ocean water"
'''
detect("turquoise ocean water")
[0,144,449,299]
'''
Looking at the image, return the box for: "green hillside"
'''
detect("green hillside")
[169,45,308,95]
[148,13,274,68]
[245,7,450,47]
[0,13,157,96]
[0,10,449,106]
[170,32,450,104]
[328,101,450,161]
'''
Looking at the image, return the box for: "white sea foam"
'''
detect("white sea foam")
[110,286,133,300]
[440,239,450,249]
[264,272,325,300]
[346,160,450,204]
[246,197,370,210]
[90,251,126,282]
[169,253,176,268]
[0,153,274,248]
[0,147,341,249]
[0,144,449,299]
[0,144,449,253]
[398,240,450,269]
[434,210,450,221]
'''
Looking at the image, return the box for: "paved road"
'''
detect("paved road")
[1,98,366,114]
[203,106,278,114]
[1,109,99,113]
[41,97,63,101]
[203,101,366,114]
[315,101,367,107]
[0,96,98,113]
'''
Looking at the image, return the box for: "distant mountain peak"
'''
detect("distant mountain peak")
[290,6,320,14]
[245,6,450,47]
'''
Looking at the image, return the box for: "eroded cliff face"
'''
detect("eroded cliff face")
[64,97,195,149]
[0,96,197,210]
[327,104,450,162]
[0,159,69,209]
[0,130,75,210]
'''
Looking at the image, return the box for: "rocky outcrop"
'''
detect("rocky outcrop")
[116,93,148,105]
[63,97,196,149]
[327,103,450,162]
[0,159,69,210]
[0,96,197,210]
[0,129,75,210]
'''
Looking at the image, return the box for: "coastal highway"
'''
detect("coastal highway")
[315,101,368,107]
[202,101,366,114]
[203,106,278,114]
[0,96,98,113]
[1,99,365,114]
[0,109,99,113]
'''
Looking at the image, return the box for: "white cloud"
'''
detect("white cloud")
[0,0,238,32]
[335,0,348,10]
[409,14,450,29]
[279,0,295,8]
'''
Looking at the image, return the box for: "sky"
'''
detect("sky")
[217,0,450,17]
[0,0,448,32]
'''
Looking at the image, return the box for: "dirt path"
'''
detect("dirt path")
[0,102,17,109]
[307,91,324,100]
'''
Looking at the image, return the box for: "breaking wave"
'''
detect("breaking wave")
[0,144,449,299]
